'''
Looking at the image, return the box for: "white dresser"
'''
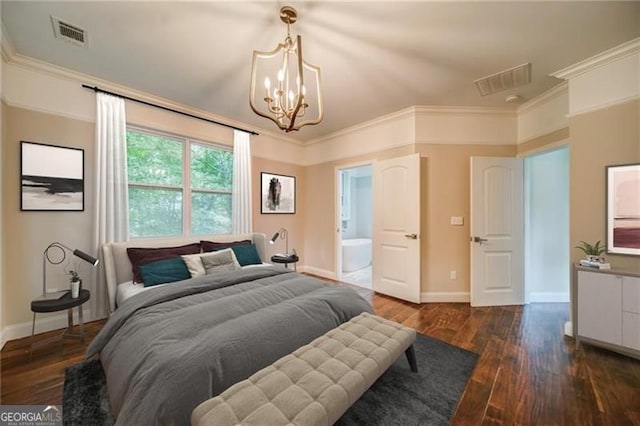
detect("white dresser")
[574,265,640,359]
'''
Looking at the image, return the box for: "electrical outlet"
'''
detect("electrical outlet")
[450,270,457,280]
[450,216,464,226]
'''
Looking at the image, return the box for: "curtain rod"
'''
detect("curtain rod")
[82,84,259,136]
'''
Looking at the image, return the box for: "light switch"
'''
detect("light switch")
[450,216,464,226]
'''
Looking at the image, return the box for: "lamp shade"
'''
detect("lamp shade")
[73,249,99,266]
[269,228,289,254]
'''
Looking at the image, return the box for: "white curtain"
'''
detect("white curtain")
[93,93,128,316]
[232,130,253,234]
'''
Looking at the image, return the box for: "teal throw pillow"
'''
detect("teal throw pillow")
[231,244,262,267]
[139,257,191,287]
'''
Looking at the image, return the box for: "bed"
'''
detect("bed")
[90,233,373,426]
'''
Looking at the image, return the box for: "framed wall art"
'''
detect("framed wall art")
[261,172,295,214]
[21,141,85,211]
[606,163,640,255]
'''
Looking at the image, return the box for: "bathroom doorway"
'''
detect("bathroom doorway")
[336,163,373,288]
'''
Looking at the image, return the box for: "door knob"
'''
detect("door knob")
[405,233,418,239]
[473,236,488,244]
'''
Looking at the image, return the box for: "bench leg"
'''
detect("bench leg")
[405,345,417,373]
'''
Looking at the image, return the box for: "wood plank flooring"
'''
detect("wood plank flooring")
[2,285,640,425]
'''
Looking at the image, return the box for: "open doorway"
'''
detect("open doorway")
[524,146,570,302]
[336,164,372,288]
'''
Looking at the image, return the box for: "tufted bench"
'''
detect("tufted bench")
[191,312,417,426]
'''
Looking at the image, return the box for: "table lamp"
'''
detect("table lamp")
[270,228,289,256]
[43,242,99,295]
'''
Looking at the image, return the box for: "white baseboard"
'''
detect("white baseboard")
[0,327,6,351]
[421,292,470,303]
[529,292,570,303]
[1,307,93,345]
[300,265,337,280]
[564,321,573,337]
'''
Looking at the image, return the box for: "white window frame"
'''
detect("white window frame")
[127,126,233,238]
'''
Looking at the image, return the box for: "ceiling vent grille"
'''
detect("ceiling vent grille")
[51,16,87,47]
[474,63,531,96]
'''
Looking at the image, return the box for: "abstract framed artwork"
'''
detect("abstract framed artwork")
[260,172,295,214]
[20,141,85,211]
[606,163,640,255]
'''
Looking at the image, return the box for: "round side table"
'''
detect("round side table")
[30,289,90,359]
[271,254,299,271]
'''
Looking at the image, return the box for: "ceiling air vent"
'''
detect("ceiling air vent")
[474,63,531,96]
[51,16,88,47]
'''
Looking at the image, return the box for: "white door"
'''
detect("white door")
[372,154,421,303]
[470,157,524,307]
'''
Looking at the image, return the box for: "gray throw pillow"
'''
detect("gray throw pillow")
[201,248,240,275]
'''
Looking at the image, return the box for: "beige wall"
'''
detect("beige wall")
[570,99,640,272]
[3,105,95,326]
[252,157,305,261]
[415,144,517,294]
[1,101,5,343]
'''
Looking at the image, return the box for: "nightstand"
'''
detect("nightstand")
[30,289,90,359]
[271,254,299,271]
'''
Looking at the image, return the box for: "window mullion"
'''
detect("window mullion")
[183,139,191,236]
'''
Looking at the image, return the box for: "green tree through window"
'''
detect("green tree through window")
[127,129,233,238]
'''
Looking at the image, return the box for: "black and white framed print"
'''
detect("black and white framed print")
[21,141,85,211]
[606,163,640,255]
[261,172,295,214]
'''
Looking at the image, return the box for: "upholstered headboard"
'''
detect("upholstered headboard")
[103,233,267,312]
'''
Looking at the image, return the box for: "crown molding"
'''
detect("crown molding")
[305,104,516,147]
[551,37,640,80]
[413,105,516,116]
[5,52,304,147]
[305,106,416,146]
[566,95,639,119]
[517,81,568,114]
[1,23,16,62]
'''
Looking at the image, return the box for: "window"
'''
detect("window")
[126,128,233,238]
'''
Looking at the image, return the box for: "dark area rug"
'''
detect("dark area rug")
[63,334,477,426]
[62,359,113,426]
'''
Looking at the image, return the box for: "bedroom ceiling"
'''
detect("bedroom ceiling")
[2,1,639,142]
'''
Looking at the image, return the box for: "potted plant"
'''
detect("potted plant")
[575,240,605,262]
[68,269,82,297]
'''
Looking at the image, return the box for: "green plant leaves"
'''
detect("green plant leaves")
[575,240,605,256]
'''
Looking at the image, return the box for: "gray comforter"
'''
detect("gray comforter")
[87,266,373,426]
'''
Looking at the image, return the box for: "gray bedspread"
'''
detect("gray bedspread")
[86,266,373,426]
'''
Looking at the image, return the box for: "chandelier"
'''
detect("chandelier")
[249,6,323,132]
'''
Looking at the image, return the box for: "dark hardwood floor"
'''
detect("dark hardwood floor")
[2,284,639,425]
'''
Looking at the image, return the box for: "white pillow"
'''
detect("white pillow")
[181,253,206,278]
[201,248,241,274]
